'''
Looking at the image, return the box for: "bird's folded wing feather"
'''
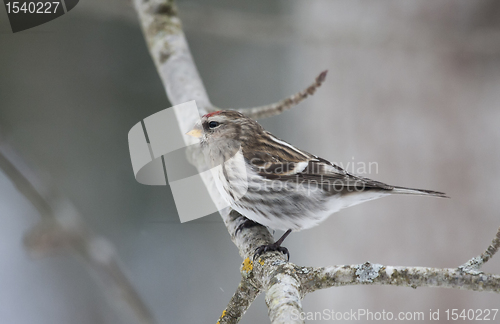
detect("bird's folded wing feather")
[246,152,393,191]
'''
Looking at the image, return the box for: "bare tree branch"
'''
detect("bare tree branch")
[1,1,497,324]
[459,226,500,275]
[132,1,500,323]
[132,0,276,257]
[481,226,500,264]
[234,70,328,120]
[0,147,156,324]
[0,147,52,218]
[217,278,260,324]
[264,266,304,324]
[132,0,211,112]
[298,262,500,294]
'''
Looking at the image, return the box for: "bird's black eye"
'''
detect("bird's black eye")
[208,121,220,129]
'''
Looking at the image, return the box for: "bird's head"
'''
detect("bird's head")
[187,110,262,147]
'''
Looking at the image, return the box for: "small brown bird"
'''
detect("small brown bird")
[188,110,447,260]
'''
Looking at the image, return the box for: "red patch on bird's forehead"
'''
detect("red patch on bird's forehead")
[203,111,222,118]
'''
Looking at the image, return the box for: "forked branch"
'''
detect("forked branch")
[131,1,500,323]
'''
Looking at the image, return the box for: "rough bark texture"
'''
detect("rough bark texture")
[1,1,499,324]
[132,1,500,323]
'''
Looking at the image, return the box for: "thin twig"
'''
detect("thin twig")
[0,147,52,218]
[0,147,156,324]
[234,70,328,119]
[459,226,500,274]
[132,1,500,323]
[481,226,500,263]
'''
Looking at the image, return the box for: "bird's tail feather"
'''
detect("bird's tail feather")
[391,186,448,198]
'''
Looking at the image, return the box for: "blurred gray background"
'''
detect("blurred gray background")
[1,0,499,323]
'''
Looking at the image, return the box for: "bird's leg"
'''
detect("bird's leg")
[253,229,292,261]
[234,217,262,236]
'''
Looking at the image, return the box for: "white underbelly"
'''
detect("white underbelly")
[211,151,389,231]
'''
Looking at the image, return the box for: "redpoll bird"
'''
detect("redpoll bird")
[187,110,447,260]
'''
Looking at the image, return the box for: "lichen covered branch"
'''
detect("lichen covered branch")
[132,2,285,322]
[133,1,500,323]
[459,226,500,274]
[133,0,276,258]
[224,210,274,259]
[217,278,260,324]
[298,262,500,294]
[133,0,212,113]
[481,226,500,263]
[265,267,304,324]
[235,70,328,120]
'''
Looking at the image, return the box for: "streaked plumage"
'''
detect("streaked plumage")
[188,110,447,258]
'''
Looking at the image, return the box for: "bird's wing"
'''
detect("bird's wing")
[242,132,393,192]
[242,133,446,196]
[246,150,393,192]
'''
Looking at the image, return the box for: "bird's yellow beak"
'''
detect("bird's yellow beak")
[186,124,203,138]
